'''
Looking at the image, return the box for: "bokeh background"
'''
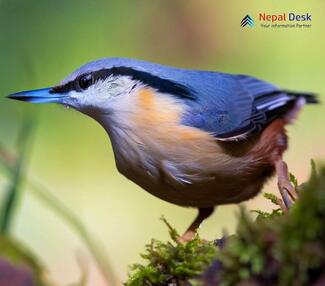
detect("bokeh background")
[0,0,324,285]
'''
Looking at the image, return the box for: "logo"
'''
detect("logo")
[240,13,312,29]
[241,15,254,27]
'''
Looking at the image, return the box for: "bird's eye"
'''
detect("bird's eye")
[77,74,94,90]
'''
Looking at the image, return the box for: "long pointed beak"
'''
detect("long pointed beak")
[7,87,64,104]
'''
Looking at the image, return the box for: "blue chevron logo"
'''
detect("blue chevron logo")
[241,15,254,27]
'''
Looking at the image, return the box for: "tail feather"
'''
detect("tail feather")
[248,89,320,136]
[283,90,319,104]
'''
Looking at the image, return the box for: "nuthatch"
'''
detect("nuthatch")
[8,58,318,241]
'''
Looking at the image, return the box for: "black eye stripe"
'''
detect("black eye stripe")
[52,67,194,99]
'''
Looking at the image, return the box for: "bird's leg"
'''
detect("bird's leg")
[178,207,215,243]
[275,160,298,210]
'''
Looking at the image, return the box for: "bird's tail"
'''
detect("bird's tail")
[282,91,319,123]
[253,90,319,126]
[283,90,319,104]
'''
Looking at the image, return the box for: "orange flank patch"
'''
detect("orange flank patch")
[138,88,155,110]
[250,119,287,163]
[135,88,180,124]
[134,88,218,154]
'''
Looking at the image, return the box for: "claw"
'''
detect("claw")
[275,160,297,211]
[177,230,197,243]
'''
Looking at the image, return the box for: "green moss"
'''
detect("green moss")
[206,163,325,286]
[251,192,284,220]
[125,218,217,286]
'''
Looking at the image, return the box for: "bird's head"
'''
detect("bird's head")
[7,59,154,119]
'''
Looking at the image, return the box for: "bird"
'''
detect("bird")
[7,58,318,241]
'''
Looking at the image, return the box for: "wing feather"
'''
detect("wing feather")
[182,74,317,141]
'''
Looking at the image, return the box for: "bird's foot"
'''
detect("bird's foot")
[177,230,197,243]
[276,160,298,211]
[177,207,215,243]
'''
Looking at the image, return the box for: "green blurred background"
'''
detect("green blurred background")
[0,0,324,285]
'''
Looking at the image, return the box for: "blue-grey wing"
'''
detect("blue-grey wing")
[179,73,316,140]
